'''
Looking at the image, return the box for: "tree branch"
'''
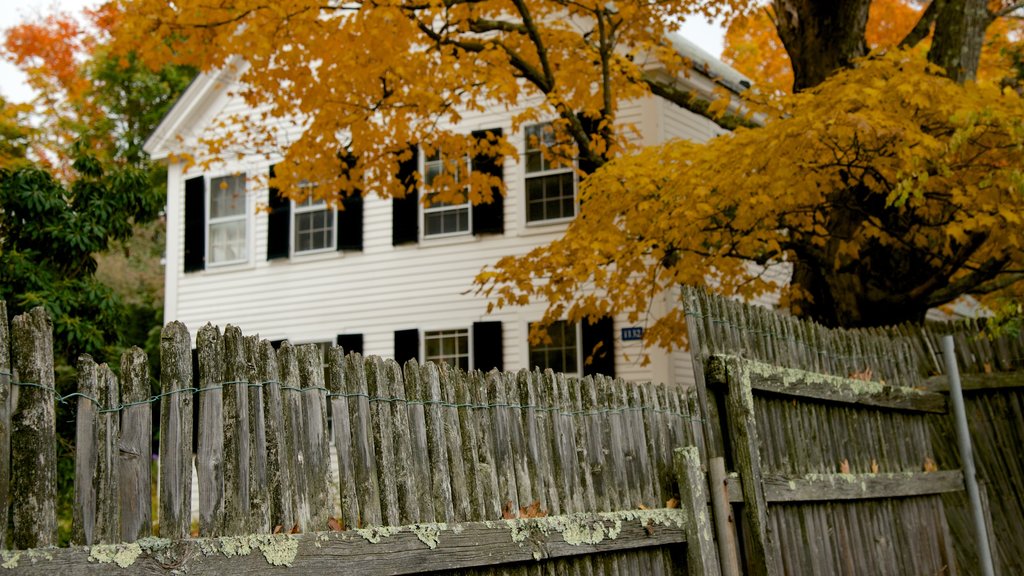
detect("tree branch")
[900,0,942,48]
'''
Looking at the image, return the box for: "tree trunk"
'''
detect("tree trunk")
[928,0,992,82]
[772,0,872,91]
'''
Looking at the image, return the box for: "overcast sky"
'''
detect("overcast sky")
[0,1,725,104]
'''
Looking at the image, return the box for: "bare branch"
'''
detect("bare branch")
[900,0,941,48]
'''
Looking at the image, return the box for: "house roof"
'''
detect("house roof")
[144,36,749,161]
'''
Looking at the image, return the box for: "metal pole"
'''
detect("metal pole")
[942,335,996,576]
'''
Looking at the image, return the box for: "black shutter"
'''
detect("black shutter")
[337,194,363,251]
[266,165,291,260]
[581,316,615,378]
[392,145,419,245]
[471,128,504,236]
[183,176,206,272]
[394,328,419,364]
[472,321,503,372]
[336,333,364,355]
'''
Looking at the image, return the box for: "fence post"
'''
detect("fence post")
[10,307,57,548]
[196,323,225,536]
[253,339,293,529]
[159,321,194,539]
[119,346,152,542]
[675,446,721,576]
[244,336,271,534]
[222,325,251,535]
[719,356,778,576]
[0,301,11,550]
[72,355,99,545]
[297,343,331,530]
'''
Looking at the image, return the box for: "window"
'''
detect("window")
[208,174,248,265]
[423,151,470,237]
[424,329,470,371]
[528,320,579,375]
[525,123,576,223]
[293,194,336,254]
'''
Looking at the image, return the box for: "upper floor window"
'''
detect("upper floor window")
[423,151,471,237]
[208,174,248,265]
[525,123,576,223]
[293,194,336,254]
[424,329,470,371]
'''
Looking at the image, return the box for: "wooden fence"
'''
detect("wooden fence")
[919,320,1024,576]
[0,304,718,575]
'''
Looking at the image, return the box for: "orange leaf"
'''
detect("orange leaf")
[290,523,301,534]
[923,457,938,472]
[519,500,548,519]
[501,500,517,520]
[328,517,344,532]
[839,458,850,474]
[870,459,879,474]
[273,524,283,534]
[665,498,679,509]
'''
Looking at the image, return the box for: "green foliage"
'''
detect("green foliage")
[0,150,161,364]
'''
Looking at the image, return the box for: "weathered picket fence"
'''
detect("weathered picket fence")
[0,302,718,574]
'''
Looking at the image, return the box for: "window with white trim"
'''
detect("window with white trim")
[293,194,336,254]
[424,329,470,371]
[423,151,471,237]
[525,123,576,223]
[208,174,248,265]
[528,320,579,375]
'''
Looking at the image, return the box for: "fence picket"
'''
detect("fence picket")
[278,342,310,530]
[158,321,193,539]
[72,355,99,545]
[243,336,271,534]
[222,326,251,535]
[0,303,9,550]
[434,363,469,522]
[11,307,57,548]
[252,339,293,530]
[345,352,382,527]
[327,346,359,529]
[366,356,400,526]
[118,346,152,542]
[196,323,225,536]
[95,364,120,543]
[297,343,331,531]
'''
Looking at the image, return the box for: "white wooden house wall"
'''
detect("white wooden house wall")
[150,53,741,388]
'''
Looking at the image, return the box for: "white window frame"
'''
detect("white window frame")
[524,123,578,226]
[527,320,581,376]
[423,328,472,371]
[206,173,249,267]
[291,191,336,256]
[421,150,472,239]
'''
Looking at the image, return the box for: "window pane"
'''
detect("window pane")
[528,321,577,375]
[294,204,334,253]
[210,175,246,218]
[209,220,246,264]
[424,329,469,371]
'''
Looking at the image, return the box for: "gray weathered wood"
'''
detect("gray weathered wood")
[10,307,58,548]
[416,361,455,523]
[346,352,382,527]
[721,358,778,576]
[327,346,359,529]
[72,355,100,545]
[401,360,433,524]
[743,470,965,503]
[0,301,11,550]
[222,326,251,535]
[675,447,721,576]
[119,346,152,542]
[158,321,193,539]
[0,509,687,575]
[366,356,400,526]
[252,339,293,530]
[383,359,418,524]
[95,364,120,543]
[709,457,741,576]
[706,355,947,414]
[435,364,469,523]
[297,343,331,531]
[279,343,310,530]
[243,336,271,534]
[924,371,1024,393]
[196,324,225,536]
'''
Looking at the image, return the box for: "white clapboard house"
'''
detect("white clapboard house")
[144,34,750,387]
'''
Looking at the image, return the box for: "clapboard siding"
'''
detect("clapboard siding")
[165,86,727,386]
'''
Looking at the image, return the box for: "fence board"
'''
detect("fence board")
[72,356,99,545]
[0,509,688,576]
[119,346,152,542]
[675,446,721,576]
[158,321,193,539]
[297,344,331,531]
[252,339,292,530]
[384,359,418,525]
[222,326,251,535]
[0,302,10,550]
[278,343,309,530]
[243,336,271,535]
[327,346,359,529]
[96,364,120,543]
[345,352,382,527]
[196,324,225,536]
[366,356,400,526]
[10,307,58,548]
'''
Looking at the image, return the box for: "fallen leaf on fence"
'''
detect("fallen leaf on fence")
[290,523,302,534]
[520,501,548,518]
[923,457,938,472]
[849,368,873,381]
[839,458,850,474]
[273,524,283,534]
[328,517,344,532]
[501,500,516,520]
[666,498,679,509]
[638,503,649,510]
[983,362,993,374]
[871,459,879,474]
